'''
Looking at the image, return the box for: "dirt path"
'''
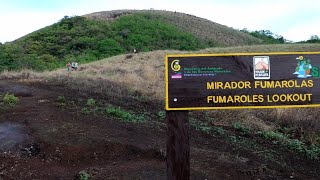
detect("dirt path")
[0,80,167,179]
[0,80,319,179]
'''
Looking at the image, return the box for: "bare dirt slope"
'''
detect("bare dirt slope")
[1,80,320,179]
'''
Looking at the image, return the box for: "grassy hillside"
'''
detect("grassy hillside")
[3,43,320,99]
[2,44,320,178]
[2,44,320,160]
[85,10,263,46]
[0,14,209,71]
[0,44,320,148]
[0,10,263,72]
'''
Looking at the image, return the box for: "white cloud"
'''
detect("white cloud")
[282,21,320,42]
[192,2,297,29]
[0,12,65,43]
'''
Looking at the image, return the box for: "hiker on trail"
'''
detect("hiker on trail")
[74,61,78,71]
[71,62,75,71]
[66,62,71,72]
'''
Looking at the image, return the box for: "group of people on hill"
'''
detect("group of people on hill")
[65,48,139,73]
[66,61,78,72]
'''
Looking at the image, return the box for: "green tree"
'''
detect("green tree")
[306,35,320,43]
[97,39,124,57]
[241,29,287,44]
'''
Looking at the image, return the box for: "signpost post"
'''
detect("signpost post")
[165,52,320,179]
[166,110,189,180]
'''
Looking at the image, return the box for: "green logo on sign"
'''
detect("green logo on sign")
[293,56,312,78]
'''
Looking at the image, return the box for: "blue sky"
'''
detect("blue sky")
[0,0,319,43]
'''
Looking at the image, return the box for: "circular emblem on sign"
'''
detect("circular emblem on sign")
[171,60,181,72]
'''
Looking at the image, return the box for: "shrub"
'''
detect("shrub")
[86,98,96,106]
[57,96,66,103]
[79,170,90,180]
[105,105,145,123]
[189,118,211,134]
[81,107,90,114]
[3,93,19,106]
[157,111,166,120]
[232,122,251,135]
[56,96,66,107]
[257,131,287,141]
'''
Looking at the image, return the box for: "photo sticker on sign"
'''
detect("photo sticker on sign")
[253,56,270,79]
[293,56,312,79]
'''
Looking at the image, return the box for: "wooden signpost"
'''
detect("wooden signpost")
[165,52,320,179]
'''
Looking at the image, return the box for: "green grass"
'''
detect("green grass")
[105,105,146,123]
[79,98,103,115]
[232,122,251,135]
[157,110,166,120]
[74,97,146,123]
[189,117,225,135]
[257,131,287,141]
[79,170,90,180]
[86,98,96,106]
[57,96,65,102]
[190,118,211,134]
[56,96,66,107]
[256,130,320,160]
[3,93,19,106]
[189,116,320,160]
[81,107,90,114]
[189,117,277,160]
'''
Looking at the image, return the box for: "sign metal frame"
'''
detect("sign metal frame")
[165,52,320,111]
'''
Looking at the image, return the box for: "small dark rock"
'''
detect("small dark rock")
[21,143,40,156]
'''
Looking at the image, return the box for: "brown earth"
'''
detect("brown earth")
[0,80,319,180]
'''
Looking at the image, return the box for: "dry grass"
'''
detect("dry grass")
[2,43,320,99]
[0,69,38,80]
[212,110,275,131]
[1,44,320,135]
[199,43,320,53]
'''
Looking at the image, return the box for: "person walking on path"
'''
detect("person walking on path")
[66,62,71,72]
[71,62,75,71]
[74,62,78,71]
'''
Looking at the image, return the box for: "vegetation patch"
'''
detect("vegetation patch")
[0,13,211,72]
[78,170,90,180]
[79,98,101,115]
[190,118,212,134]
[56,96,66,107]
[157,110,166,120]
[105,105,146,123]
[85,98,96,107]
[257,130,320,160]
[240,29,286,44]
[232,122,252,135]
[2,93,19,106]
[66,97,147,123]
[188,115,320,161]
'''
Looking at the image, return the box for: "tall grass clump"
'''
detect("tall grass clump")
[105,105,145,123]
[3,93,19,106]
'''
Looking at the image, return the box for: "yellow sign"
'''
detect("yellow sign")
[165,52,320,110]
